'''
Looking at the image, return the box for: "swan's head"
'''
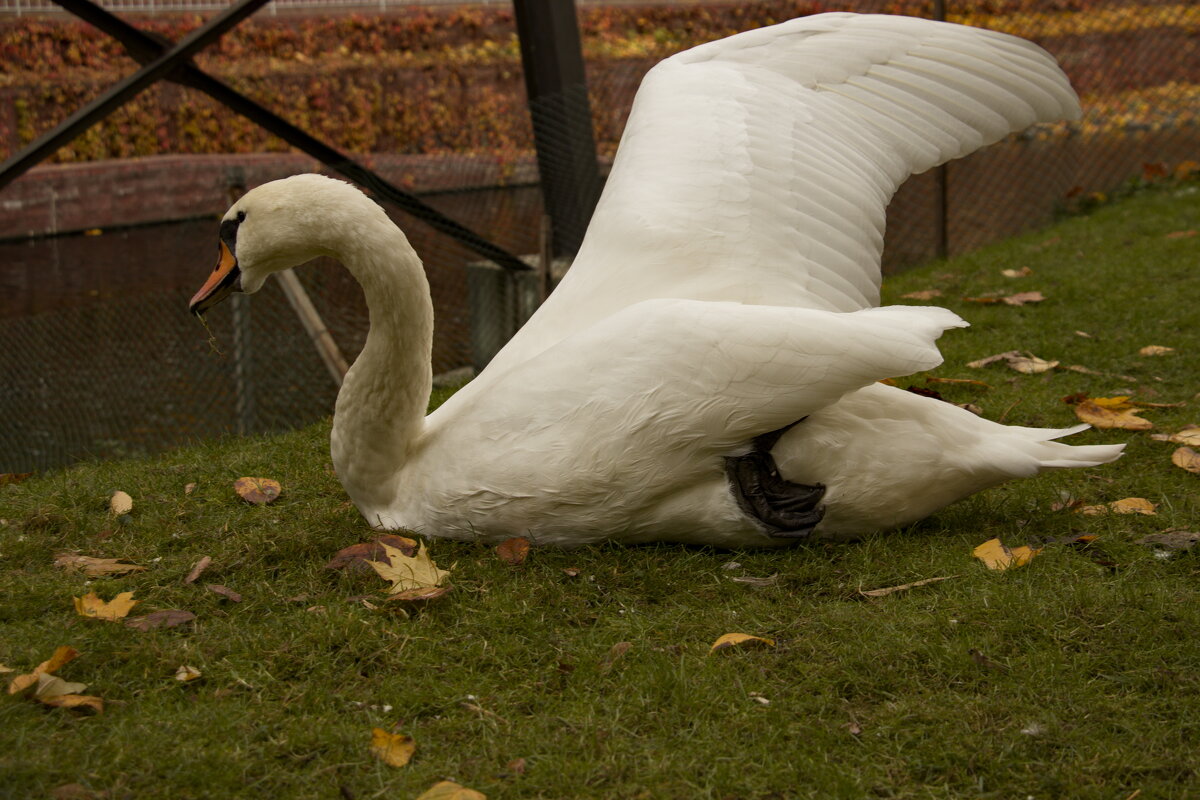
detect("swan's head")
[189,174,376,315]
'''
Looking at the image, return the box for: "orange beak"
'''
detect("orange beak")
[189,240,241,316]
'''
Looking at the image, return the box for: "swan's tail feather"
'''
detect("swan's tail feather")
[1038,442,1125,469]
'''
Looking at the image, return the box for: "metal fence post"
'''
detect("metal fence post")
[513,0,601,258]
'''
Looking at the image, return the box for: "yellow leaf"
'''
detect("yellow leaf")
[1139,345,1175,356]
[414,781,487,800]
[859,575,959,598]
[33,672,89,699]
[233,477,281,505]
[1172,447,1200,475]
[109,490,133,516]
[1001,291,1045,306]
[1073,399,1152,431]
[367,541,450,595]
[1077,497,1158,516]
[7,645,79,695]
[966,351,1057,373]
[53,553,146,578]
[972,538,1040,570]
[1001,266,1033,277]
[369,728,415,767]
[73,591,138,621]
[175,665,203,682]
[709,633,775,654]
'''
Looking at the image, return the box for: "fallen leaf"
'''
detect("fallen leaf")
[504,757,527,776]
[0,664,12,674]
[175,665,202,682]
[367,541,450,594]
[7,646,79,695]
[369,728,415,768]
[0,472,33,486]
[562,567,581,578]
[972,538,1040,570]
[748,691,770,705]
[206,584,242,602]
[1001,266,1034,277]
[53,554,146,578]
[109,490,133,516]
[383,585,453,604]
[1136,531,1200,551]
[859,575,958,598]
[1001,291,1045,306]
[125,609,196,631]
[184,482,197,495]
[901,289,942,300]
[1155,426,1200,446]
[496,537,530,566]
[729,574,779,587]
[1077,497,1157,516]
[1072,398,1153,430]
[325,535,419,574]
[600,641,632,672]
[74,591,138,621]
[958,403,984,416]
[1139,345,1175,356]
[1075,330,1093,338]
[413,781,487,800]
[925,377,991,389]
[233,477,281,505]
[1172,447,1200,474]
[709,633,775,654]
[184,555,212,584]
[967,350,1057,373]
[1165,229,1197,239]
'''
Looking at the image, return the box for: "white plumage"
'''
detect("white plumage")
[190,13,1123,547]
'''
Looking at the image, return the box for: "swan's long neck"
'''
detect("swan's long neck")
[329,212,433,517]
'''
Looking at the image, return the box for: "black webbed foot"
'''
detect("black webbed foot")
[724,420,824,540]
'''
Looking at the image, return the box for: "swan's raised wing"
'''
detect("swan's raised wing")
[486,13,1077,373]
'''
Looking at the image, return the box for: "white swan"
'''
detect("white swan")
[189,13,1123,547]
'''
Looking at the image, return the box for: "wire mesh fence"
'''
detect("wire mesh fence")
[2,1,1197,473]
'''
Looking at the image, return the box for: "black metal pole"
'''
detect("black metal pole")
[513,0,601,257]
[1,0,530,274]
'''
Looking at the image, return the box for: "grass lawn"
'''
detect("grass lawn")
[2,182,1198,800]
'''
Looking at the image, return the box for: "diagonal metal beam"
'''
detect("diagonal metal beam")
[1,0,530,273]
[0,0,269,188]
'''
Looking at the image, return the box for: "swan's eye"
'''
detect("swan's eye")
[236,210,247,223]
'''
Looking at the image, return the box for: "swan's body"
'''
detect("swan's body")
[190,13,1122,547]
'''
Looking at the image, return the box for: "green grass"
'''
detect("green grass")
[3,184,1199,800]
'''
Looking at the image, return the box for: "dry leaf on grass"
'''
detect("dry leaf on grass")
[7,647,102,714]
[1001,266,1034,277]
[1150,426,1200,446]
[963,291,1045,306]
[233,477,281,505]
[125,609,196,631]
[1165,230,1197,239]
[926,377,991,389]
[901,289,942,300]
[184,555,212,584]
[109,490,133,516]
[369,728,415,768]
[973,538,1040,570]
[1139,345,1175,356]
[1136,531,1200,552]
[175,665,202,682]
[496,537,530,566]
[367,541,450,595]
[54,554,145,578]
[709,633,775,654]
[859,575,958,598]
[74,591,138,621]
[1172,447,1200,474]
[967,350,1058,374]
[1077,497,1158,516]
[206,584,242,602]
[325,535,419,574]
[1069,396,1153,430]
[414,781,487,800]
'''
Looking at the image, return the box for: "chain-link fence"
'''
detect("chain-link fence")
[2,1,1196,472]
